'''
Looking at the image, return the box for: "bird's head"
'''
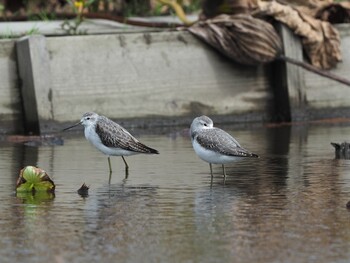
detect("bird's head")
[80,112,99,127]
[190,115,213,137]
[62,112,99,131]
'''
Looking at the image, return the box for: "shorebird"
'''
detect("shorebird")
[190,115,258,177]
[63,112,159,174]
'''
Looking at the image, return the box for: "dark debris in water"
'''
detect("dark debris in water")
[346,201,350,210]
[331,142,350,159]
[77,183,89,197]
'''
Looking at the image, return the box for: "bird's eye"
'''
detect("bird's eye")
[86,117,90,120]
[203,123,207,126]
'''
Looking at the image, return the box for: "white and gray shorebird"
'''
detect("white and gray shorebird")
[63,112,159,173]
[190,115,259,177]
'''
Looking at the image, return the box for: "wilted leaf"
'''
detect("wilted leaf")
[16,166,55,193]
[256,1,341,69]
[188,14,282,65]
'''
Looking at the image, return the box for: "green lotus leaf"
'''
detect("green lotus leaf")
[16,166,55,193]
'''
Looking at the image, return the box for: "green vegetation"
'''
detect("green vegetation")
[0,0,202,36]
[16,166,55,193]
[61,0,96,34]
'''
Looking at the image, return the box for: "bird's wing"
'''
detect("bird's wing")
[96,116,158,153]
[197,128,257,157]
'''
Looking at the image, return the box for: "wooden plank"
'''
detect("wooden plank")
[0,39,23,134]
[16,35,52,135]
[271,23,307,122]
[44,31,271,127]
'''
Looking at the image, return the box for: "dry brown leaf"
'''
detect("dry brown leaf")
[187,10,350,86]
[257,1,341,69]
[271,0,332,17]
[189,14,282,65]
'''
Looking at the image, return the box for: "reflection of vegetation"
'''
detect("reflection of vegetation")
[16,191,55,205]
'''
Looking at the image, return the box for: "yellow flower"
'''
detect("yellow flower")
[74,1,84,9]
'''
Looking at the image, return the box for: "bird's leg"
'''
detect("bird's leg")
[209,163,213,177]
[108,156,112,173]
[222,164,226,178]
[121,156,129,173]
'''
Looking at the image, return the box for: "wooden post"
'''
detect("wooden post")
[271,23,307,122]
[16,35,52,134]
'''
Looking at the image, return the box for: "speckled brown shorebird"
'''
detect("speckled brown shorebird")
[190,115,258,177]
[64,112,159,174]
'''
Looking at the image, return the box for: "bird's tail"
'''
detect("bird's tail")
[135,142,159,154]
[146,146,159,154]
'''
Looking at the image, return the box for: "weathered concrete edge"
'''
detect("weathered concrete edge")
[47,111,271,134]
[16,35,53,135]
[2,23,350,134]
[40,30,273,133]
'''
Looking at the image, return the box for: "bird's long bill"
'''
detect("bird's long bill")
[62,121,82,131]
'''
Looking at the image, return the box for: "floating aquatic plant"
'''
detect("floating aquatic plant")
[16,166,55,193]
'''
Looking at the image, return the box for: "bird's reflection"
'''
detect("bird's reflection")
[108,168,129,185]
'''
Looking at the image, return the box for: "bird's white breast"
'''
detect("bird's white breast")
[192,136,240,164]
[84,125,137,156]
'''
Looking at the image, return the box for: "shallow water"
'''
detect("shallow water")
[1,123,350,263]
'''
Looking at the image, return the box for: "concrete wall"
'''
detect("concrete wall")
[0,39,23,134]
[46,32,271,121]
[305,24,350,110]
[15,31,273,134]
[1,24,350,134]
